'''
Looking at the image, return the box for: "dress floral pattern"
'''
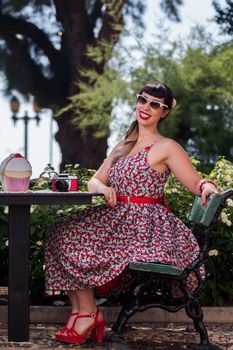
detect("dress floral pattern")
[45,145,201,292]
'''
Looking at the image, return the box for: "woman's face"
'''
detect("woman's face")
[135,92,169,127]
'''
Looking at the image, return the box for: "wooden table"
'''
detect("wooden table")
[0,191,99,342]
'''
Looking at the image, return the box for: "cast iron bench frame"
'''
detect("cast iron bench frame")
[112,189,233,350]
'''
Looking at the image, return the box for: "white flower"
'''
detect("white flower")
[209,249,218,257]
[5,240,9,247]
[226,199,233,207]
[38,179,47,187]
[4,206,8,214]
[221,212,228,222]
[43,264,45,270]
[218,161,225,168]
[171,188,179,193]
[65,207,73,213]
[165,189,172,194]
[30,205,37,213]
[224,175,232,182]
[36,240,43,246]
[56,209,64,215]
[221,212,232,226]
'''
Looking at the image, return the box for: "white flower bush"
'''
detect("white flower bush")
[164,156,233,306]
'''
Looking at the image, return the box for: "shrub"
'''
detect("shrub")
[165,157,233,305]
[0,158,232,305]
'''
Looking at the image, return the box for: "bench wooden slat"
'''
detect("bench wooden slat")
[129,262,183,276]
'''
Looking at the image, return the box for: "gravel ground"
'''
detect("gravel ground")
[0,323,233,350]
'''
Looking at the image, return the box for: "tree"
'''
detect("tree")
[94,27,233,171]
[0,0,183,169]
[213,0,233,35]
[137,34,233,170]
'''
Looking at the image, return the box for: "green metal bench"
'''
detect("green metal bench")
[112,189,233,350]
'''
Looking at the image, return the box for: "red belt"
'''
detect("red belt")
[117,195,162,205]
[117,194,171,211]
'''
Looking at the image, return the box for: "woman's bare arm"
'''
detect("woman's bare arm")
[163,139,201,194]
[87,140,124,206]
[159,139,218,204]
[87,157,112,193]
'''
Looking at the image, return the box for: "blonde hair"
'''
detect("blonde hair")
[111,120,139,165]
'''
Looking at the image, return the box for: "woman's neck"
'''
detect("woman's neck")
[137,127,160,145]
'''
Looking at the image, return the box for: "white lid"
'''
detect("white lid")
[0,154,15,178]
[0,154,32,179]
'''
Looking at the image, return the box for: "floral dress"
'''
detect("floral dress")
[45,145,201,292]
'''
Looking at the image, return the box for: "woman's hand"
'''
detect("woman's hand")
[201,182,220,206]
[102,186,117,207]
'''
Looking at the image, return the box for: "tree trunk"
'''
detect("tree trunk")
[0,0,122,170]
[53,1,110,170]
[55,111,108,170]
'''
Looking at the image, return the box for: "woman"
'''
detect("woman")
[45,82,218,344]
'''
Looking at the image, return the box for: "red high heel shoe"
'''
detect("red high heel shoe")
[58,309,105,344]
[54,312,79,340]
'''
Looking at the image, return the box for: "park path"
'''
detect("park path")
[0,323,233,349]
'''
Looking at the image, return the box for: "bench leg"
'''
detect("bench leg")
[112,275,153,333]
[112,303,137,333]
[182,286,220,350]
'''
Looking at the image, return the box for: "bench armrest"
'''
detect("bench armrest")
[183,189,233,274]
[188,194,222,226]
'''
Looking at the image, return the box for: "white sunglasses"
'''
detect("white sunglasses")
[136,94,168,109]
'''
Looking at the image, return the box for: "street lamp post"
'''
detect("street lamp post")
[10,96,41,159]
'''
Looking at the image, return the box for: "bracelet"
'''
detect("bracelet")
[198,179,216,194]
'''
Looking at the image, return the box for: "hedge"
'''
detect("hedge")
[0,158,232,306]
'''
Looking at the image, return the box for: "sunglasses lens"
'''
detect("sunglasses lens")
[137,95,147,104]
[150,101,161,110]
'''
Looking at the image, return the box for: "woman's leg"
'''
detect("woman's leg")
[68,290,80,313]
[76,288,96,313]
[56,288,105,343]
[65,290,80,327]
[72,288,104,335]
[57,288,103,334]
[55,290,80,335]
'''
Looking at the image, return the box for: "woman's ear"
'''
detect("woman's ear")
[172,98,177,108]
[161,109,170,118]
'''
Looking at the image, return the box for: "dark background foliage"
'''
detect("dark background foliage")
[0,159,232,306]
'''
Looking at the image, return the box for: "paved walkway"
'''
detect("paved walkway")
[0,323,233,350]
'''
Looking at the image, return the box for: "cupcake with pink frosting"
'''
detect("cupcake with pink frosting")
[0,153,32,192]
